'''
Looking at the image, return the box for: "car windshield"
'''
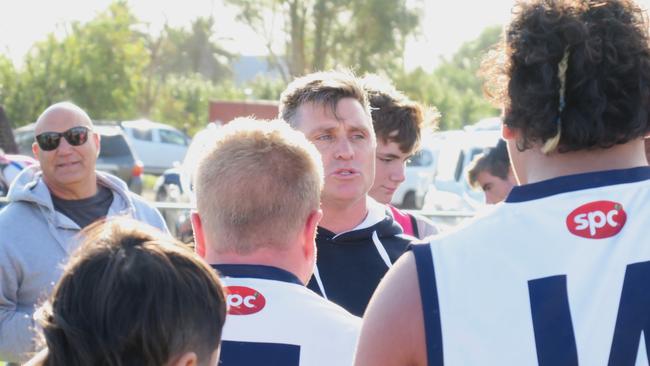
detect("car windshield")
[100,134,131,158]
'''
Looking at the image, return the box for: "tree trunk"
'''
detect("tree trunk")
[312,0,327,71]
[0,106,18,153]
[288,0,306,76]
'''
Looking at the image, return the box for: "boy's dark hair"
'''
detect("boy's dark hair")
[468,139,511,187]
[362,74,439,154]
[481,0,650,152]
[279,69,370,127]
[36,218,227,366]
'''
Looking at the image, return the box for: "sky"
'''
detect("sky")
[2,0,650,72]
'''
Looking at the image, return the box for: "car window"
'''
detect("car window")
[130,127,153,141]
[436,145,461,182]
[407,149,433,167]
[159,129,187,146]
[100,134,132,158]
[454,150,465,182]
[467,147,485,165]
[14,131,34,156]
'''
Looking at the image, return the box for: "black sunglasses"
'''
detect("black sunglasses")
[35,126,92,151]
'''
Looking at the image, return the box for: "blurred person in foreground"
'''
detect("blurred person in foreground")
[191,118,361,365]
[356,1,650,364]
[24,218,226,366]
[279,70,415,317]
[362,74,440,239]
[0,102,168,363]
[467,139,517,204]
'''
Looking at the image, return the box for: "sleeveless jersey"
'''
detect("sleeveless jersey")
[414,167,650,365]
[214,264,361,366]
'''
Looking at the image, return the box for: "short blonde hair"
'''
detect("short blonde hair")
[194,118,323,254]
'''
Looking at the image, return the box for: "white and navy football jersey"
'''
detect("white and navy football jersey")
[213,264,361,366]
[414,167,650,365]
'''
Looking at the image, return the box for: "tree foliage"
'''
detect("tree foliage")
[396,26,502,130]
[225,0,421,79]
[2,2,148,124]
[0,1,502,134]
[0,1,237,132]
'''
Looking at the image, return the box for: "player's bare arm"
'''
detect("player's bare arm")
[354,251,426,366]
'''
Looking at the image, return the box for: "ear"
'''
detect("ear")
[301,209,322,260]
[32,142,40,160]
[501,123,516,141]
[170,351,197,366]
[93,132,101,157]
[190,211,206,258]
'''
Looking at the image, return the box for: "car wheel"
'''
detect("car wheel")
[402,191,417,209]
[155,184,180,238]
[155,185,168,202]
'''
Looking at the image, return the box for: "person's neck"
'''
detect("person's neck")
[319,195,369,234]
[206,246,308,284]
[46,179,98,200]
[519,140,647,184]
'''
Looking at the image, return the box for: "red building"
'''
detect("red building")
[209,100,279,124]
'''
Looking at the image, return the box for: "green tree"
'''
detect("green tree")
[150,74,245,135]
[396,26,501,130]
[139,16,234,116]
[152,17,233,82]
[245,75,286,101]
[5,1,148,125]
[0,55,21,126]
[225,0,421,79]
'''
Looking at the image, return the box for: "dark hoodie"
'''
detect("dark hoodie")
[307,200,416,317]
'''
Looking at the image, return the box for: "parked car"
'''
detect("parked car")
[13,123,144,194]
[391,141,438,209]
[121,119,190,175]
[154,123,219,242]
[424,130,502,212]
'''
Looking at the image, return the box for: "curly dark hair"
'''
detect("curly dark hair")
[481,0,650,152]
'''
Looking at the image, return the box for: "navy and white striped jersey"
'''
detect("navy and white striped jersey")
[214,264,361,366]
[414,167,650,365]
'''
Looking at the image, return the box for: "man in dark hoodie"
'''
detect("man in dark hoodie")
[279,70,415,317]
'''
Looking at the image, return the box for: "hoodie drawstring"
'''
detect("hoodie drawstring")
[313,230,392,300]
[372,231,393,268]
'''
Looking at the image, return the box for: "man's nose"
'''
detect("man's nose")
[55,136,74,153]
[390,165,406,183]
[335,138,354,160]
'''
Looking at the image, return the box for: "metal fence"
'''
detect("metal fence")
[0,196,476,239]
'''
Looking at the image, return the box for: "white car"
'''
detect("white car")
[153,123,220,241]
[425,130,502,212]
[391,141,438,209]
[121,119,190,175]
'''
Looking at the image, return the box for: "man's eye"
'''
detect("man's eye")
[351,133,365,140]
[316,134,332,141]
[379,157,394,163]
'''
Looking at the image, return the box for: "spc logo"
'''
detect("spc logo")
[225,286,266,315]
[566,200,627,239]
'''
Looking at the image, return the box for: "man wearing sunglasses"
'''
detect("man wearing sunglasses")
[0,102,168,363]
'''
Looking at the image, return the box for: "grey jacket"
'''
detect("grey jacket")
[0,167,168,362]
